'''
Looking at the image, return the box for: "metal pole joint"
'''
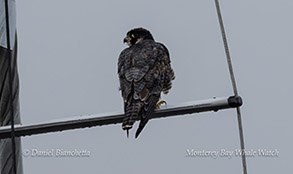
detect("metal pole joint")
[228,95,243,107]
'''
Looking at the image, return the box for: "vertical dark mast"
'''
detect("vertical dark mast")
[0,0,23,173]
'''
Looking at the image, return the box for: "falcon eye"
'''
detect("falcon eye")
[131,34,135,38]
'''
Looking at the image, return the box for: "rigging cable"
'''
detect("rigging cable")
[214,0,247,174]
[4,0,18,173]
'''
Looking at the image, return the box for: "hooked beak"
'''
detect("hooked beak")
[123,36,131,46]
[123,37,128,43]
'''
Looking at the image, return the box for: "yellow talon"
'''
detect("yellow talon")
[156,100,167,109]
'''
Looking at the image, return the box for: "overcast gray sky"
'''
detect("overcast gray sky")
[16,0,292,173]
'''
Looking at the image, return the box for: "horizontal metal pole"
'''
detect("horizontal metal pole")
[0,96,242,139]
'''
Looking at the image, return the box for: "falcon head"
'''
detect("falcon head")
[123,27,154,47]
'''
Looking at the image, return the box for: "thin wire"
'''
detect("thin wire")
[214,0,247,174]
[214,0,238,96]
[4,0,18,174]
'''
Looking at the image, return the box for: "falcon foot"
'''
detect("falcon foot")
[156,100,167,109]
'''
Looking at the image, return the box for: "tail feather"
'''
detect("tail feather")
[135,95,159,138]
[122,98,141,132]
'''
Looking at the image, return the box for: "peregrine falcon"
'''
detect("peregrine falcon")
[118,27,175,138]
